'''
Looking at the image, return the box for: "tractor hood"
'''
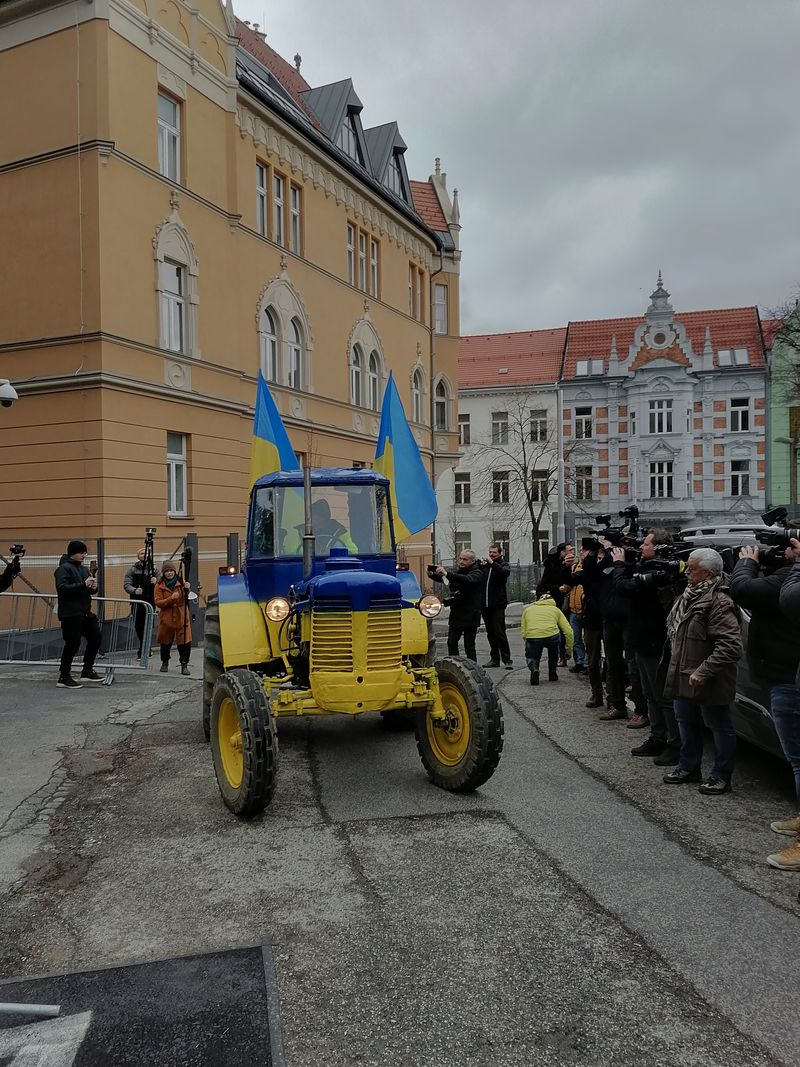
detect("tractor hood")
[302,556,402,612]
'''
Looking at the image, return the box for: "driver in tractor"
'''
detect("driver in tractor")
[284,498,358,555]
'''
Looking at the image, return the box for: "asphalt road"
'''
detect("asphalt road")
[0,632,798,1066]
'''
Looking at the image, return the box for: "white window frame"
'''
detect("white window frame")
[434,380,448,430]
[718,347,750,367]
[261,307,279,382]
[167,432,188,517]
[346,224,355,285]
[287,318,302,390]
[531,469,550,502]
[408,265,415,316]
[730,397,750,432]
[386,153,403,197]
[337,114,360,161]
[157,91,180,182]
[575,465,593,501]
[160,259,185,354]
[649,460,674,498]
[492,531,510,560]
[458,412,470,446]
[412,370,423,424]
[256,163,267,237]
[492,470,510,505]
[416,269,424,323]
[369,238,379,297]
[529,409,548,442]
[350,345,363,406]
[454,472,471,505]
[491,411,509,445]
[630,409,637,436]
[358,232,367,291]
[731,458,751,496]
[454,531,472,556]
[290,184,301,254]
[649,398,673,434]
[367,351,380,411]
[273,173,285,247]
[575,407,593,440]
[434,283,448,335]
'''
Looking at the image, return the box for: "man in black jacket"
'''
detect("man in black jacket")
[732,540,800,870]
[0,556,21,593]
[434,549,483,661]
[54,539,103,688]
[124,547,157,658]
[611,530,683,763]
[538,543,574,664]
[480,543,513,669]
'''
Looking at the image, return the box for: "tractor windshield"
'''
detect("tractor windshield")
[249,483,394,559]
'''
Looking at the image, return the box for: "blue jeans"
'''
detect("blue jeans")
[525,635,560,674]
[569,612,586,667]
[771,683,800,805]
[673,698,736,781]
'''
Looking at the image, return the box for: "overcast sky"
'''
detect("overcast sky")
[235,0,800,335]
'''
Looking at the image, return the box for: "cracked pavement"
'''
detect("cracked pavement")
[0,636,798,1066]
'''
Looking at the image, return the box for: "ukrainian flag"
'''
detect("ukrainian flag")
[374,372,438,541]
[249,372,300,484]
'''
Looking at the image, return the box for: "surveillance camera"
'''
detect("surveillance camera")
[0,379,19,408]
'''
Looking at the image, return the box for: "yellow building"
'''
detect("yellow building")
[0,0,461,579]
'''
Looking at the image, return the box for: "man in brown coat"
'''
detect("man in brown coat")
[662,548,742,795]
[154,560,192,675]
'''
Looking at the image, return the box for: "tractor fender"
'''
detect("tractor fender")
[217,572,271,668]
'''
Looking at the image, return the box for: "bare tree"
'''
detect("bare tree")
[472,393,558,563]
[766,295,800,405]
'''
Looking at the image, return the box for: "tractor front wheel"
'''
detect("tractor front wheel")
[210,669,278,817]
[202,595,223,741]
[416,657,504,793]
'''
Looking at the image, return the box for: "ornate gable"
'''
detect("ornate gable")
[625,274,697,372]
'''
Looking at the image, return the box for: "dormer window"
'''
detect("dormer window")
[717,348,749,367]
[337,114,361,163]
[386,153,404,197]
[576,359,604,376]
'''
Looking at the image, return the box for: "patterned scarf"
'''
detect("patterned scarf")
[666,576,719,643]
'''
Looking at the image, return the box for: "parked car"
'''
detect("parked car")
[732,608,787,761]
[679,524,779,549]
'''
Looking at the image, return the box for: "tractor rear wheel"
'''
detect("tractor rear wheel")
[202,595,223,741]
[416,657,504,792]
[210,669,278,817]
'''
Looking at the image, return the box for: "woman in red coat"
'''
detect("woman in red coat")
[154,561,192,674]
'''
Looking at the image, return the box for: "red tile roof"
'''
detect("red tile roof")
[235,20,323,130]
[562,307,767,379]
[410,180,448,231]
[760,317,783,350]
[459,329,567,388]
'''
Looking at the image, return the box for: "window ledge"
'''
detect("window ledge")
[167,515,195,522]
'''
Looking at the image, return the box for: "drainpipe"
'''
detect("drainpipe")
[428,246,445,563]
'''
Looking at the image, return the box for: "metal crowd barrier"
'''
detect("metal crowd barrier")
[0,594,155,681]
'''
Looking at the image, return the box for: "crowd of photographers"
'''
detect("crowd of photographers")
[536,510,800,873]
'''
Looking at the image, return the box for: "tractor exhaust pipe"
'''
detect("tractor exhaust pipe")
[302,462,315,580]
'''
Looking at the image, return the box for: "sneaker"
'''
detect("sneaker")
[57,676,83,689]
[503,662,514,670]
[181,665,190,676]
[80,670,104,682]
[598,708,627,721]
[766,841,800,871]
[663,767,702,785]
[631,737,666,757]
[160,662,169,673]
[770,815,800,837]
[482,660,500,668]
[626,714,650,730]
[698,776,731,795]
[653,745,681,767]
[530,669,539,686]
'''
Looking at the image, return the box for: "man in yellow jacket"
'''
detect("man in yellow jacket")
[521,593,574,686]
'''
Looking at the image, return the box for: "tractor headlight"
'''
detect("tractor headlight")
[418,594,443,619]
[265,597,291,622]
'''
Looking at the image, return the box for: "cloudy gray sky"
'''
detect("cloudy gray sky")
[235,0,800,334]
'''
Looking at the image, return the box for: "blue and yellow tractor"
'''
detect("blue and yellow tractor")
[203,466,504,816]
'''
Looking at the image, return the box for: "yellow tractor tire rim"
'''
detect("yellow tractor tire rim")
[427,682,471,766]
[218,696,244,788]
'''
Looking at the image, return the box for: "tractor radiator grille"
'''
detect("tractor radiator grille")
[366,610,402,670]
[311,612,353,671]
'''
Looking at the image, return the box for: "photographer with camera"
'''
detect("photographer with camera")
[432,550,483,662]
[732,535,800,870]
[123,532,158,658]
[480,543,513,670]
[610,529,684,762]
[0,544,23,593]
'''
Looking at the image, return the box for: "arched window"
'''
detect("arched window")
[434,379,449,430]
[288,318,303,390]
[261,307,279,382]
[153,212,199,358]
[350,345,363,405]
[411,369,423,424]
[367,351,380,411]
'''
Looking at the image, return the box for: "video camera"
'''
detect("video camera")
[591,506,643,560]
[754,507,800,568]
[9,543,25,559]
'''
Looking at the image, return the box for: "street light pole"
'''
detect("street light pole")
[774,436,799,512]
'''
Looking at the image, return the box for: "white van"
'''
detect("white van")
[678,524,777,548]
